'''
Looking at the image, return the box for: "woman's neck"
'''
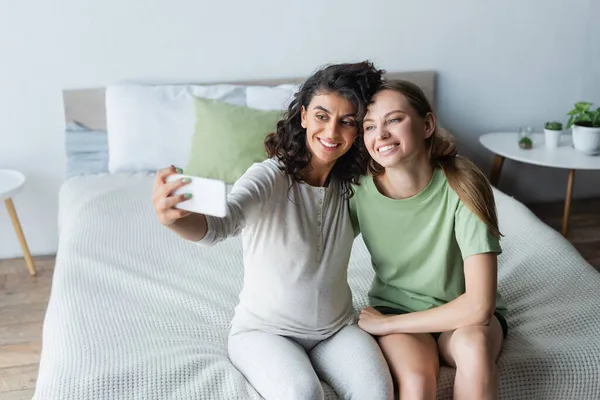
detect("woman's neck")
[302,160,335,187]
[375,154,433,200]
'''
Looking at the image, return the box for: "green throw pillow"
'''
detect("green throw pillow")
[185,96,283,183]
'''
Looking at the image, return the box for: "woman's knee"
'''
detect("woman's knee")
[397,366,437,398]
[378,333,438,398]
[284,376,324,400]
[343,370,394,400]
[451,326,492,368]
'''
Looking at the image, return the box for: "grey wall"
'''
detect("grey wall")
[1,0,598,258]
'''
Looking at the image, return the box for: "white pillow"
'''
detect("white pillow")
[245,84,300,111]
[105,84,246,173]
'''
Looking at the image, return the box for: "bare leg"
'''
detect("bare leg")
[437,316,504,400]
[377,333,439,400]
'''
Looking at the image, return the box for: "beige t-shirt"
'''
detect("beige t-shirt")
[198,158,355,340]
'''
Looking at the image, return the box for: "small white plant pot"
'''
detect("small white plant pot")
[544,129,562,149]
[572,125,600,155]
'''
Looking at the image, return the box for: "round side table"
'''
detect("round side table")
[479,132,600,237]
[0,169,36,275]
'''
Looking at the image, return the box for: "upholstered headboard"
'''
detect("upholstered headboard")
[62,71,436,131]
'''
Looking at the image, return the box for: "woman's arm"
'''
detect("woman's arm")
[152,166,209,241]
[169,213,209,242]
[359,252,498,336]
[153,163,277,246]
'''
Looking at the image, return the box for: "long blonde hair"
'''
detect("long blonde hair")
[368,80,502,238]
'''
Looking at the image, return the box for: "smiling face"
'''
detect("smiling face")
[363,89,435,169]
[301,92,358,170]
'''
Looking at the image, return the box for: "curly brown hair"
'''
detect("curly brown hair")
[265,61,385,196]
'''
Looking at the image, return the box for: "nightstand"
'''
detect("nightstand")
[480,132,600,237]
[0,169,36,275]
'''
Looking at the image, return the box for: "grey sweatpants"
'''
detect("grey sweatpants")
[228,324,393,400]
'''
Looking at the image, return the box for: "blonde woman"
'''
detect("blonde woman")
[351,80,508,400]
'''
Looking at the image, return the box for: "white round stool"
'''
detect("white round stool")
[0,169,36,275]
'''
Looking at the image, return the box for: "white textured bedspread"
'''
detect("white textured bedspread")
[34,174,600,399]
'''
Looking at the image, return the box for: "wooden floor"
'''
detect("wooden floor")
[0,256,55,399]
[0,199,598,399]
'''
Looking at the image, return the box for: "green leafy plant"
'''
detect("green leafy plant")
[566,102,600,128]
[545,121,563,130]
[519,137,533,149]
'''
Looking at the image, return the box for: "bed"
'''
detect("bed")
[34,72,600,399]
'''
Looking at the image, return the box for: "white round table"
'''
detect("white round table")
[0,169,36,275]
[480,132,600,237]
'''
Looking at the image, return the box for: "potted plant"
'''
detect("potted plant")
[518,126,533,149]
[518,136,533,149]
[566,102,600,155]
[544,121,563,148]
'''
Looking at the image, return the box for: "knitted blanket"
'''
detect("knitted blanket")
[34,174,600,399]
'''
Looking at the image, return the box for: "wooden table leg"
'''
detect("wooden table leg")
[490,155,505,186]
[562,169,576,237]
[4,198,36,276]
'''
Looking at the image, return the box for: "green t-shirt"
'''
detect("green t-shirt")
[349,168,507,316]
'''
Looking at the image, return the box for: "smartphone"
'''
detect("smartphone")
[165,174,227,218]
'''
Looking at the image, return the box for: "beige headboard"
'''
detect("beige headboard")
[62,71,436,132]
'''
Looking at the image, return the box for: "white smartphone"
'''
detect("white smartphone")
[165,174,227,218]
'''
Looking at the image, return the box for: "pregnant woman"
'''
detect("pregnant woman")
[152,62,393,400]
